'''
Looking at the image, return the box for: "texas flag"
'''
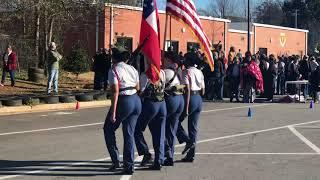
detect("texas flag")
[139,0,161,84]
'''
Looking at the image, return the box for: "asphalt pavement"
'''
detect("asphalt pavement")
[1,103,320,180]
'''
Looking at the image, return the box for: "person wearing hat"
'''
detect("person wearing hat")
[162,52,185,166]
[47,42,62,95]
[1,45,17,87]
[134,62,167,170]
[176,51,205,162]
[103,47,142,175]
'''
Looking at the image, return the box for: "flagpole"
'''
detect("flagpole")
[163,14,169,51]
[169,15,172,49]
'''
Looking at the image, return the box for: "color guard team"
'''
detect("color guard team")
[103,47,205,175]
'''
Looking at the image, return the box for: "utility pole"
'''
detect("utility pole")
[295,9,298,28]
[247,0,251,52]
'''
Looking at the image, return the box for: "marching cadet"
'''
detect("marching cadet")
[134,65,167,170]
[103,47,142,175]
[177,52,205,162]
[163,52,185,166]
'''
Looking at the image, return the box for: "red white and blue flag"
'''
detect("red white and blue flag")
[166,0,214,71]
[140,0,161,84]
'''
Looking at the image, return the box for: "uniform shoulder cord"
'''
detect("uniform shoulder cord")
[165,68,178,88]
[112,65,121,89]
[187,69,192,90]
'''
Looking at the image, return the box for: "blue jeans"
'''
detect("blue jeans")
[47,69,59,93]
[1,69,15,86]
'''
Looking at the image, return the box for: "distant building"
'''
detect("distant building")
[64,4,309,58]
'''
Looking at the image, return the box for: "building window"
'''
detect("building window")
[165,40,179,53]
[259,48,268,56]
[116,37,133,52]
[187,42,200,51]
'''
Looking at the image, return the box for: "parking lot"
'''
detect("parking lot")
[0,102,320,180]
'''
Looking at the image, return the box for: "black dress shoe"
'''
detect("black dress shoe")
[122,169,134,175]
[181,156,194,163]
[109,162,121,171]
[182,143,194,155]
[140,153,152,166]
[163,159,174,166]
[150,163,162,170]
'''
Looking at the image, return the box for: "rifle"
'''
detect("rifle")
[128,34,150,65]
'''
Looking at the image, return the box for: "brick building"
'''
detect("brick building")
[64,4,309,58]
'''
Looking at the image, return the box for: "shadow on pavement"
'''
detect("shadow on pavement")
[0,160,127,177]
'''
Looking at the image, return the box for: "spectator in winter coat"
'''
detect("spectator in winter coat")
[47,42,63,95]
[309,56,319,73]
[227,57,240,102]
[265,55,278,101]
[277,57,286,95]
[1,45,17,87]
[287,56,301,95]
[309,65,320,103]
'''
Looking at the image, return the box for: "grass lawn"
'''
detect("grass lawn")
[0,71,95,96]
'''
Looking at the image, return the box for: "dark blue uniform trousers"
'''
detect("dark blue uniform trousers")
[134,99,167,165]
[103,94,141,171]
[177,94,202,158]
[164,95,184,160]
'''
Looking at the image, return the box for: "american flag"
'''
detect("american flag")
[166,0,214,71]
[140,0,161,84]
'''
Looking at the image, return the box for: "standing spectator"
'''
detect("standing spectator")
[103,49,111,90]
[93,48,105,90]
[309,56,319,73]
[287,56,301,95]
[299,55,310,97]
[228,47,236,65]
[227,57,240,102]
[1,45,17,87]
[259,54,269,97]
[216,54,226,100]
[265,55,278,102]
[236,49,243,59]
[204,52,218,100]
[240,52,264,103]
[47,42,62,95]
[309,59,320,103]
[277,57,286,95]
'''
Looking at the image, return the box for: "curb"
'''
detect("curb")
[0,100,111,116]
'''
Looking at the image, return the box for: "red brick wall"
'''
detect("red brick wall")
[228,31,254,54]
[254,26,307,57]
[104,6,227,54]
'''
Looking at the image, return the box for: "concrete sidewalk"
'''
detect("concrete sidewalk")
[0,100,111,116]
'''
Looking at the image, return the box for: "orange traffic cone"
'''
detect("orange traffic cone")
[76,101,80,110]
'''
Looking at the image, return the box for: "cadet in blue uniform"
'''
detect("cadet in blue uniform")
[177,52,205,162]
[103,47,142,175]
[163,52,185,166]
[134,70,167,170]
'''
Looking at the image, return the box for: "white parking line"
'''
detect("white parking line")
[190,153,319,155]
[0,104,269,136]
[3,119,320,180]
[120,119,320,180]
[295,126,320,129]
[188,119,320,146]
[202,104,271,113]
[0,122,103,136]
[288,126,320,154]
[52,112,74,115]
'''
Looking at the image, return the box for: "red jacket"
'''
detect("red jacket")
[3,52,17,71]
